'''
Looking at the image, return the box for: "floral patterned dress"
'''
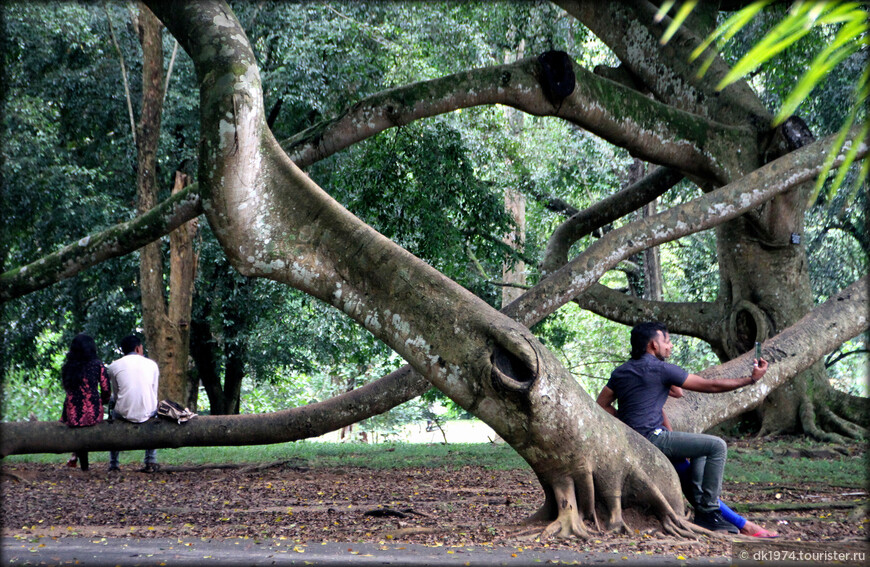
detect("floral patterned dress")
[61,360,110,427]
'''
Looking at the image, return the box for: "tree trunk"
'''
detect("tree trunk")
[189,316,225,413]
[666,276,869,434]
[189,268,251,415]
[135,2,170,390]
[623,159,655,299]
[134,4,199,409]
[502,188,527,306]
[166,171,199,408]
[714,214,842,437]
[190,315,243,416]
[642,199,662,301]
[136,1,703,536]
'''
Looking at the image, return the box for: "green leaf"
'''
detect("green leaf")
[808,115,868,207]
[815,2,867,26]
[653,0,677,24]
[774,41,862,125]
[711,0,865,90]
[690,0,772,63]
[828,121,869,201]
[694,53,716,80]
[659,0,698,45]
[715,7,818,90]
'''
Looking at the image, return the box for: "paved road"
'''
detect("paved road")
[2,536,732,566]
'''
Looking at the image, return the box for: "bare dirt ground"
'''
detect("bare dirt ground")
[1,443,867,563]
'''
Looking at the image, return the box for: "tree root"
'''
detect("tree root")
[818,405,866,440]
[661,514,701,538]
[541,514,589,539]
[503,524,550,539]
[799,401,849,444]
[598,492,631,534]
[795,388,867,441]
[540,477,591,539]
[524,497,716,542]
[825,387,870,428]
[528,473,726,540]
[759,393,856,443]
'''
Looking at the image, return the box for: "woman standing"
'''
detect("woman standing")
[60,333,110,471]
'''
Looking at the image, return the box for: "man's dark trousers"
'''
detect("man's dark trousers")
[647,429,727,513]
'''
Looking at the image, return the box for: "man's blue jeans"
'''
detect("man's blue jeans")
[647,429,727,513]
[108,410,158,468]
[109,448,157,468]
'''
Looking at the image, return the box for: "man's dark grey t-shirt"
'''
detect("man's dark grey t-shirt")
[606,353,688,437]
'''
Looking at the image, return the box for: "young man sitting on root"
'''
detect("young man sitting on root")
[596,321,768,533]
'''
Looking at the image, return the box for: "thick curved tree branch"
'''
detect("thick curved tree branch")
[0,365,429,457]
[281,56,751,183]
[0,26,743,304]
[573,283,726,348]
[541,166,683,274]
[666,276,869,432]
[825,347,869,368]
[0,185,202,302]
[527,187,580,218]
[556,0,770,127]
[537,162,728,345]
[3,131,862,457]
[0,74,674,303]
[504,126,868,328]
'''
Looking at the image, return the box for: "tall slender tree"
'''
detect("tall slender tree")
[131,3,199,408]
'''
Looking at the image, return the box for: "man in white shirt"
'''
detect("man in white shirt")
[106,335,160,472]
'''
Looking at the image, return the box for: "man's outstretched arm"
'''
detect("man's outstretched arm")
[681,359,768,393]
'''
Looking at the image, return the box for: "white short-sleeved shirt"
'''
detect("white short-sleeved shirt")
[107,354,160,423]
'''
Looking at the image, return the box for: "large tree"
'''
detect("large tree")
[2,0,867,536]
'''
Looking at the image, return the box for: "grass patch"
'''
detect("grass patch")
[6,437,864,485]
[725,447,866,488]
[2,442,530,470]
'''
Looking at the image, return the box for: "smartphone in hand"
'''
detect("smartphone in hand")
[754,342,762,365]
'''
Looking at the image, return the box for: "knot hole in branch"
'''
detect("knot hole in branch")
[728,300,770,354]
[490,342,538,394]
[537,50,575,108]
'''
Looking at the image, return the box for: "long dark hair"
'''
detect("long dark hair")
[61,333,99,392]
